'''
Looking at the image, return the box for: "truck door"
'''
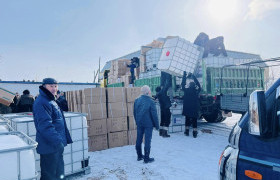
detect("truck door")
[237,86,280,179]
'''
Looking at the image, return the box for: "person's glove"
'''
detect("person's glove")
[183,71,187,76]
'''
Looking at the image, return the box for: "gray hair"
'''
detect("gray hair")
[141,85,151,96]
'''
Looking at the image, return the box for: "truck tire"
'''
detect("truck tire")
[203,110,226,123]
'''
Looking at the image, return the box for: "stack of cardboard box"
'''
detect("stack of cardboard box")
[0,87,15,106]
[82,88,108,151]
[107,87,128,148]
[108,59,131,85]
[66,87,142,151]
[126,87,141,145]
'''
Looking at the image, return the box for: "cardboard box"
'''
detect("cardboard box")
[128,130,137,145]
[88,119,107,136]
[108,102,127,118]
[107,117,128,133]
[88,134,108,152]
[108,131,128,148]
[128,116,137,130]
[83,103,107,120]
[0,87,15,106]
[127,102,134,117]
[126,87,141,102]
[83,88,106,104]
[107,87,126,103]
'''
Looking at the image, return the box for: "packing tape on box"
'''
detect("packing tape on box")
[122,88,125,103]
[109,103,113,118]
[87,104,92,120]
[122,102,125,117]
[100,103,104,118]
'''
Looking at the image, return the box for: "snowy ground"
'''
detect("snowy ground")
[70,114,242,180]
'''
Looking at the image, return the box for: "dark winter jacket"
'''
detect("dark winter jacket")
[155,86,171,110]
[134,95,159,129]
[33,86,72,154]
[181,74,201,118]
[56,96,69,112]
[17,94,34,112]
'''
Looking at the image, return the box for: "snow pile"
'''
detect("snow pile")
[69,114,241,180]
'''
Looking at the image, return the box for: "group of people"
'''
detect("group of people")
[133,71,201,164]
[9,88,68,114]
[10,90,34,113]
[22,70,199,179]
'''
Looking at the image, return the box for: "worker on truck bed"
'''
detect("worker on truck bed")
[181,71,201,138]
[127,57,139,84]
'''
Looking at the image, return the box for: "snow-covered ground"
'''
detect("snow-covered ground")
[71,114,242,180]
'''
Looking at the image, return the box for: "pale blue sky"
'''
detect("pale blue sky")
[0,0,279,82]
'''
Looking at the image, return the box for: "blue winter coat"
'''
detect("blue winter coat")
[33,86,72,154]
[133,95,159,129]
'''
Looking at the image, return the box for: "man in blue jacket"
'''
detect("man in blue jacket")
[33,78,72,180]
[134,85,159,163]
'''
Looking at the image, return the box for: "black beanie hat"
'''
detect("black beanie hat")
[42,78,58,85]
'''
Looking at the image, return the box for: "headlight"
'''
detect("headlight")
[228,123,242,148]
[219,146,239,180]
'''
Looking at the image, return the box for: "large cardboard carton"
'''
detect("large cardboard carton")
[127,102,134,117]
[0,87,15,106]
[87,119,107,136]
[108,102,127,118]
[107,87,126,103]
[83,88,106,104]
[88,134,108,152]
[107,117,128,133]
[128,130,137,145]
[108,131,128,148]
[126,87,141,102]
[83,103,107,120]
[128,116,137,130]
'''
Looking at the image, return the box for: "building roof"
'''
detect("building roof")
[0,81,99,85]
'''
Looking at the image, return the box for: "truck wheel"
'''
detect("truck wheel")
[203,110,226,123]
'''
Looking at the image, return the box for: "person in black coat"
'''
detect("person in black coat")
[17,90,34,112]
[56,91,69,112]
[155,85,171,138]
[10,92,20,113]
[181,71,201,138]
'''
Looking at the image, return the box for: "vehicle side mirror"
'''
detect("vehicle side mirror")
[248,90,266,136]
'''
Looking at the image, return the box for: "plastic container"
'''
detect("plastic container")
[158,37,203,76]
[0,131,38,180]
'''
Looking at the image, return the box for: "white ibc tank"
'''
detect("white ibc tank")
[0,132,37,180]
[158,37,203,76]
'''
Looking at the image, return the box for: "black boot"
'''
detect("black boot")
[162,129,170,138]
[193,130,198,138]
[136,147,143,161]
[159,129,163,136]
[144,150,155,163]
[184,129,189,136]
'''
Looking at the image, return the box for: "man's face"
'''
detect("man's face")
[44,84,58,96]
